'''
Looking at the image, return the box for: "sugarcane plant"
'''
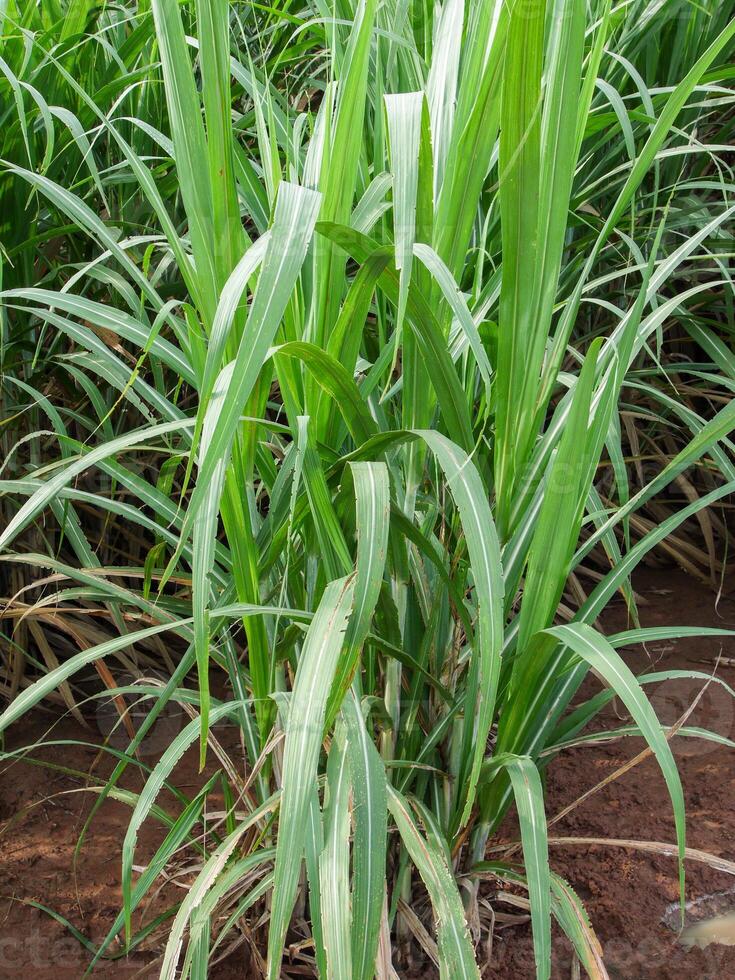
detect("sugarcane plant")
[1,0,734,976]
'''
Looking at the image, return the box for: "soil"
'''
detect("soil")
[486,568,735,980]
[1,568,735,979]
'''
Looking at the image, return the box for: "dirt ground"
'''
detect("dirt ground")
[1,567,734,978]
[487,568,735,979]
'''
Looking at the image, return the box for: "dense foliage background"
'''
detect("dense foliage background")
[0,0,734,976]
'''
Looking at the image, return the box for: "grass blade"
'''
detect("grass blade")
[267,575,355,980]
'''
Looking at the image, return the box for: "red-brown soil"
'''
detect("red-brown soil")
[1,568,734,978]
[487,568,735,979]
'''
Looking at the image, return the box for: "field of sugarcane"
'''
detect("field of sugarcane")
[0,0,734,976]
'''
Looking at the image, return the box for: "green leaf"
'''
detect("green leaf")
[499,755,551,980]
[151,0,218,320]
[385,91,423,335]
[267,575,355,980]
[344,690,387,980]
[516,339,601,654]
[386,785,479,980]
[319,730,353,980]
[326,462,390,725]
[419,430,504,827]
[546,622,687,916]
[122,702,242,944]
[493,0,546,533]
